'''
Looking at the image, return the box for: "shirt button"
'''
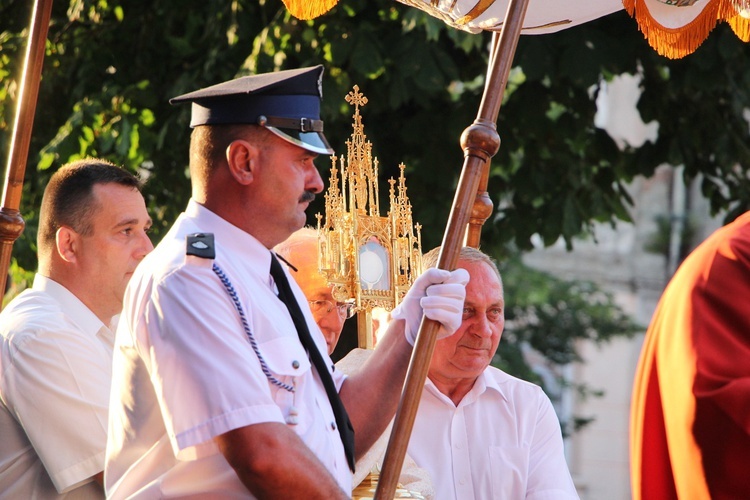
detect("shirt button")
[459,478,466,485]
[331,422,337,430]
[292,360,300,369]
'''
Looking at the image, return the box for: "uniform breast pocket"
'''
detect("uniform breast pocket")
[489,445,529,499]
[257,336,312,429]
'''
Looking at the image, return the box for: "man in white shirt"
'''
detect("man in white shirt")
[105,65,468,499]
[275,227,434,498]
[0,159,153,498]
[407,246,579,500]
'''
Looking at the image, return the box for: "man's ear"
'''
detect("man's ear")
[56,226,78,263]
[226,139,258,186]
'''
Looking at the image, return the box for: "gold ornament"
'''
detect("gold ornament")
[316,86,423,348]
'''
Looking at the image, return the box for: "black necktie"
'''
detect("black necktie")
[269,254,356,472]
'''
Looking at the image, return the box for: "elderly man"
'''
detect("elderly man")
[274,227,353,355]
[0,159,152,498]
[104,66,467,498]
[407,246,578,500]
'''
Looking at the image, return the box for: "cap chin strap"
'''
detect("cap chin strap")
[258,115,324,133]
[257,115,333,155]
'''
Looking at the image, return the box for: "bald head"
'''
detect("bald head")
[275,227,323,294]
[275,227,347,354]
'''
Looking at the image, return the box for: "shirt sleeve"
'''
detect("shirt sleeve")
[133,263,289,460]
[3,326,109,493]
[526,391,580,500]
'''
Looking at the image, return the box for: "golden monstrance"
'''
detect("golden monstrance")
[316,86,423,351]
[317,86,427,499]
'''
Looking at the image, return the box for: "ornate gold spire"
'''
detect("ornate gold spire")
[316,86,423,347]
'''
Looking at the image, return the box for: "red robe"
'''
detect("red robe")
[631,211,750,500]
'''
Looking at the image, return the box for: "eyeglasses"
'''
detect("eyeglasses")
[308,299,356,319]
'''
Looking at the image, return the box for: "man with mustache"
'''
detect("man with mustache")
[0,159,153,498]
[104,66,468,499]
[406,246,579,500]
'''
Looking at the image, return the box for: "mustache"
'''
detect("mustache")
[299,191,316,203]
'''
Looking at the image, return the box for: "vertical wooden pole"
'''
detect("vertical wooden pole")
[465,32,502,249]
[0,0,55,307]
[374,0,531,497]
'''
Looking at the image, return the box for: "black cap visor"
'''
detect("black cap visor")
[266,126,334,155]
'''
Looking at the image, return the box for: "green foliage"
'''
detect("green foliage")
[4,2,749,269]
[635,27,750,223]
[2,258,34,308]
[494,254,641,434]
[501,255,640,364]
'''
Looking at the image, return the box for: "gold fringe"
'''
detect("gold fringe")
[728,16,750,42]
[281,0,340,20]
[722,1,750,42]
[624,0,750,59]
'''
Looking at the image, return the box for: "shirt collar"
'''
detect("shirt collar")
[479,368,510,404]
[184,199,274,282]
[426,367,510,407]
[32,274,110,341]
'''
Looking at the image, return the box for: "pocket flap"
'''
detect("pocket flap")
[259,335,311,377]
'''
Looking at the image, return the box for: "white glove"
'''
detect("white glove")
[392,267,470,346]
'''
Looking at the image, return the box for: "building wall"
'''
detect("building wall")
[521,75,724,498]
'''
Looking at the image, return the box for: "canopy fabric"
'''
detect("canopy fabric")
[389,0,623,34]
[281,0,621,32]
[281,0,750,59]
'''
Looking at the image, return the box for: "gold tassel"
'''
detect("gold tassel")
[281,0,340,20]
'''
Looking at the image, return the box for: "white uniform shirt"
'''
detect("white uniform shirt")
[0,275,112,499]
[407,367,579,500]
[105,200,350,498]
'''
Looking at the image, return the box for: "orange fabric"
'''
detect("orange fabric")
[631,212,750,500]
[281,0,339,20]
[623,0,750,59]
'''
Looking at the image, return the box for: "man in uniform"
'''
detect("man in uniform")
[0,159,152,498]
[105,65,468,498]
[407,246,579,500]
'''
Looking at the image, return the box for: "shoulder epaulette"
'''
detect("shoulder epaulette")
[186,233,215,259]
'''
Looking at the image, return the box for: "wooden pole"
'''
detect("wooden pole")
[374,0,531,497]
[0,0,54,307]
[465,32,502,248]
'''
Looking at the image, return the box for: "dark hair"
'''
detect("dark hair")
[37,159,143,255]
[189,123,269,184]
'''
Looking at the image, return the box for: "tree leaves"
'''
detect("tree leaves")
[2,1,749,401]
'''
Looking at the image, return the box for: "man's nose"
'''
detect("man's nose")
[136,230,154,259]
[472,313,493,338]
[308,165,324,194]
